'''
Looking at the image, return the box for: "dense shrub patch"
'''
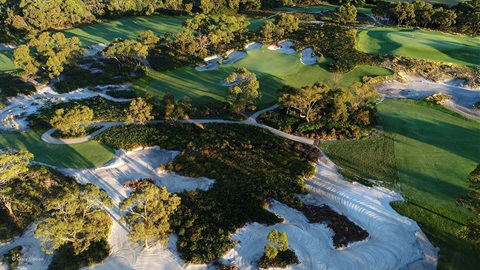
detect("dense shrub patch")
[258,249,299,269]
[97,123,317,263]
[27,96,129,130]
[1,246,22,270]
[301,204,369,248]
[0,74,36,100]
[48,240,110,270]
[52,59,145,94]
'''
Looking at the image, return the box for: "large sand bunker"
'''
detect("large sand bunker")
[300,47,319,65]
[195,55,222,71]
[221,155,438,269]
[268,40,296,54]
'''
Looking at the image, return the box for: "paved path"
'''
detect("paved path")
[41,104,316,146]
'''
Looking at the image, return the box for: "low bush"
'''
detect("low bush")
[0,74,36,100]
[48,239,110,270]
[27,96,129,130]
[1,246,22,270]
[51,126,102,139]
[105,89,138,99]
[53,59,145,93]
[425,93,452,105]
[96,123,318,263]
[258,249,299,269]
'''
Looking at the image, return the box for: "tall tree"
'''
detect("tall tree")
[0,150,33,186]
[12,32,82,78]
[138,30,160,50]
[261,13,300,41]
[50,105,94,136]
[120,182,181,248]
[432,7,457,30]
[225,68,261,112]
[394,2,415,26]
[35,184,113,254]
[334,3,357,25]
[125,97,154,124]
[277,83,328,123]
[102,38,149,68]
[264,229,289,259]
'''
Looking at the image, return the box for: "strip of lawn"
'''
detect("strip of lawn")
[356,27,480,67]
[0,131,114,168]
[322,99,480,269]
[133,48,393,107]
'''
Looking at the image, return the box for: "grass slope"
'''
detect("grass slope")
[323,99,480,268]
[62,15,186,47]
[0,50,17,73]
[0,131,114,168]
[357,27,480,67]
[276,4,372,15]
[133,48,392,107]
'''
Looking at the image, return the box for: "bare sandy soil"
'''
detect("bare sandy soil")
[377,75,480,121]
[221,154,438,270]
[0,84,131,131]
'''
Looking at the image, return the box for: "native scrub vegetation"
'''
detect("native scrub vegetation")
[49,105,94,137]
[258,229,299,268]
[120,181,181,248]
[96,123,317,263]
[225,67,261,112]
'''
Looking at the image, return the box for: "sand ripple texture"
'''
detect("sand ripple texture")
[222,154,438,270]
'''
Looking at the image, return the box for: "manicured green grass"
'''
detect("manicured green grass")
[62,15,187,47]
[357,27,480,67]
[323,99,480,268]
[276,4,372,15]
[339,65,394,89]
[133,47,392,107]
[0,131,114,168]
[0,50,16,73]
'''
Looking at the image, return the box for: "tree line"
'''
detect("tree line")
[372,0,480,34]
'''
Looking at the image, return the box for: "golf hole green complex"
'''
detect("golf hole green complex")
[357,27,480,67]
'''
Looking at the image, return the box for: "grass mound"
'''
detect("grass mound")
[357,27,480,67]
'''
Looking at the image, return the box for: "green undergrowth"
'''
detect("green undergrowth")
[96,123,317,263]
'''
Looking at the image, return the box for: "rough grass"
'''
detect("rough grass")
[133,48,392,107]
[357,27,480,67]
[321,132,398,186]
[0,50,16,73]
[0,131,114,168]
[275,4,372,15]
[328,99,480,268]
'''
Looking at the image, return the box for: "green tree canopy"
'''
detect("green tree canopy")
[261,13,299,41]
[102,38,149,68]
[34,183,113,254]
[334,3,357,25]
[0,149,33,186]
[120,182,181,248]
[264,229,290,259]
[12,32,82,78]
[225,67,261,112]
[50,105,94,136]
[125,97,154,124]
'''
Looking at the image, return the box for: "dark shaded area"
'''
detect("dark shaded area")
[48,239,110,270]
[258,249,299,269]
[301,204,369,248]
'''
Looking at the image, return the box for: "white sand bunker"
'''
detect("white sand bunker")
[245,42,262,51]
[268,40,296,54]
[195,55,222,71]
[223,50,247,64]
[300,47,319,65]
[377,75,480,121]
[83,43,107,57]
[59,146,213,270]
[0,84,132,131]
[0,224,53,270]
[222,155,438,270]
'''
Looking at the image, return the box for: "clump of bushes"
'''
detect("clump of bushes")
[96,123,317,263]
[27,96,129,130]
[0,74,36,100]
[105,89,138,99]
[425,93,452,105]
[1,246,22,270]
[53,59,145,94]
[473,101,480,110]
[258,230,299,269]
[48,240,110,270]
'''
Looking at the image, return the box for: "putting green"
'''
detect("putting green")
[133,47,393,107]
[357,27,480,67]
[0,131,115,168]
